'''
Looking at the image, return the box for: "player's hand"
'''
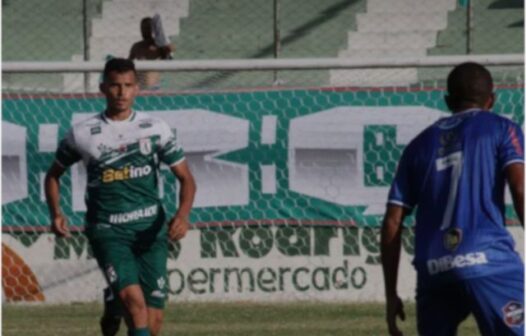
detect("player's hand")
[386,295,405,336]
[51,214,71,238]
[168,215,189,241]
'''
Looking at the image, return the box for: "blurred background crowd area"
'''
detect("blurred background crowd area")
[2,0,524,92]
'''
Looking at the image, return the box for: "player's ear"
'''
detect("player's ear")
[99,82,106,94]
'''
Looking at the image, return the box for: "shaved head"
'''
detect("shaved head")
[446,62,494,112]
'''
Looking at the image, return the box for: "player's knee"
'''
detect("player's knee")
[119,290,147,316]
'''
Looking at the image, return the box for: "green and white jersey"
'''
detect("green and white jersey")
[55,111,185,227]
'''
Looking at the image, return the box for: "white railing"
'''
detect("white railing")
[3,54,523,73]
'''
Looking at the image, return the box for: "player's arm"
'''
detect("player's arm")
[381,204,409,336]
[167,160,197,241]
[505,163,524,226]
[44,161,70,237]
[159,44,174,59]
[128,43,139,60]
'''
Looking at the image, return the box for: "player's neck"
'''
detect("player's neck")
[104,109,132,121]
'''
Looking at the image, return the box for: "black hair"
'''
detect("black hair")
[102,58,137,81]
[446,62,493,111]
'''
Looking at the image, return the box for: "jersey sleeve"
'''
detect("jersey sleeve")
[158,121,185,166]
[387,145,418,209]
[498,120,524,170]
[55,129,82,167]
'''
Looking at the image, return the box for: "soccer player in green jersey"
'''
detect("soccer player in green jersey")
[45,58,196,336]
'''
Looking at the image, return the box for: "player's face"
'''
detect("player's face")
[101,71,139,113]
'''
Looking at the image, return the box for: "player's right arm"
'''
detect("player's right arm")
[45,162,70,237]
[381,205,408,336]
[45,129,82,237]
[381,143,417,336]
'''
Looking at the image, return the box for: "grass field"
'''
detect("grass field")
[3,301,479,335]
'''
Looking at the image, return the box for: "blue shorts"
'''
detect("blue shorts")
[416,270,524,336]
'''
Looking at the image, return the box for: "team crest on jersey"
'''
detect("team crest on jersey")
[502,301,524,327]
[139,138,152,155]
[443,228,462,251]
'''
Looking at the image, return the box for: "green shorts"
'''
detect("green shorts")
[86,217,169,309]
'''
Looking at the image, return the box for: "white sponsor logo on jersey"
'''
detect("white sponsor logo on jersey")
[427,252,488,275]
[108,205,158,224]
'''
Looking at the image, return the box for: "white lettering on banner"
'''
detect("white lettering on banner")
[427,252,488,275]
[2,121,28,204]
[108,205,158,224]
[288,106,446,215]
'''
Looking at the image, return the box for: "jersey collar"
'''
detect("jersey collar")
[101,110,136,124]
[455,108,485,115]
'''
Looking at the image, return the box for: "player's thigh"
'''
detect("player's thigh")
[467,270,524,336]
[416,282,471,336]
[87,226,140,293]
[136,236,169,309]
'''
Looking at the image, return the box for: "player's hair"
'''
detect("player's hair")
[446,62,493,111]
[102,58,137,82]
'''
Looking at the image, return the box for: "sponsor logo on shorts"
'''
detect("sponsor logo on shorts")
[157,277,166,290]
[108,205,158,224]
[443,228,462,251]
[151,290,166,299]
[503,301,524,327]
[427,252,488,275]
[105,264,118,283]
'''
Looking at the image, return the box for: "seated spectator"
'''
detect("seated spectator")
[129,17,174,90]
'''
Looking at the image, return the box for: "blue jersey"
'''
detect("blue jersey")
[388,109,524,284]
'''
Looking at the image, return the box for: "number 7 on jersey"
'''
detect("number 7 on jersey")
[435,151,463,230]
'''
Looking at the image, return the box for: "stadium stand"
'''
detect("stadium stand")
[330,0,456,87]
[2,0,524,92]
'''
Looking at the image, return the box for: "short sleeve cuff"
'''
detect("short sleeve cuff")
[168,157,186,167]
[387,199,413,209]
[502,159,524,170]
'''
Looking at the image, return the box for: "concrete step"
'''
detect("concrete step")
[91,16,181,37]
[357,12,448,32]
[347,31,437,50]
[330,68,418,87]
[366,0,456,13]
[102,1,189,19]
[338,47,427,58]
[89,36,139,59]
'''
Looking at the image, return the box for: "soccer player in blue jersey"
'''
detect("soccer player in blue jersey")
[381,62,524,336]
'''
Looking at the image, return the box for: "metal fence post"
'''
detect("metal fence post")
[273,0,281,84]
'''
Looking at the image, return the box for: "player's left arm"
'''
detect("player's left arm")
[500,121,524,226]
[167,160,197,241]
[505,163,524,226]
